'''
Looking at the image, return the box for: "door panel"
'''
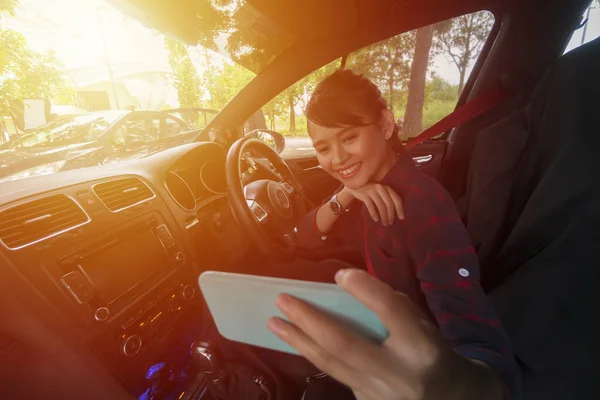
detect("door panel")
[406,141,448,180]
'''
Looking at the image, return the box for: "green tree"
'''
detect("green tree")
[348,33,415,110]
[202,61,255,110]
[435,11,494,94]
[425,75,459,103]
[0,0,74,117]
[165,37,203,108]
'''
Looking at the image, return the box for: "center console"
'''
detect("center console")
[51,212,203,393]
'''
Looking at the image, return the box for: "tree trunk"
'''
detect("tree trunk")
[269,113,275,130]
[458,69,466,96]
[289,97,296,133]
[388,77,394,110]
[404,24,435,136]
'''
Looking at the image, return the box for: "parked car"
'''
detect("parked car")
[0,108,217,182]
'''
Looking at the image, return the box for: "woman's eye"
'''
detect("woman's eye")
[316,147,329,154]
[343,134,357,143]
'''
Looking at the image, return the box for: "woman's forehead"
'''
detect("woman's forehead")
[307,120,353,139]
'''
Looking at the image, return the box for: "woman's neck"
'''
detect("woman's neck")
[372,148,400,182]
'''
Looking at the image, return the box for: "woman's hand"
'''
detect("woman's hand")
[267,269,504,400]
[342,184,404,226]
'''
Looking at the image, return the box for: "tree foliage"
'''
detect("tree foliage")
[202,61,255,110]
[165,37,203,108]
[348,33,416,108]
[434,11,494,94]
[0,0,75,117]
[182,10,492,137]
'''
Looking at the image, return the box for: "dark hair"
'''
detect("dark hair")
[305,70,405,153]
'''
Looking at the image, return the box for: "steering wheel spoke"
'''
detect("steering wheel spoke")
[280,181,295,194]
[246,199,269,223]
[227,136,300,255]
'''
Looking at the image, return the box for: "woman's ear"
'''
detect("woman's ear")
[381,109,396,140]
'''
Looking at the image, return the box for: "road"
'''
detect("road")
[281,136,315,158]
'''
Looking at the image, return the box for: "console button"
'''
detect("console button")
[76,191,102,212]
[122,334,143,357]
[94,307,110,322]
[61,271,95,304]
[182,285,195,301]
[121,315,136,330]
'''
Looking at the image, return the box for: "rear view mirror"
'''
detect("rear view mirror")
[245,129,285,154]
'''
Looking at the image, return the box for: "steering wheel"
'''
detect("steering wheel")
[226,136,303,255]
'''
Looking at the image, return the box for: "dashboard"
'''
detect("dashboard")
[0,142,261,399]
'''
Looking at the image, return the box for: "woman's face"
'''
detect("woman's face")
[308,112,394,190]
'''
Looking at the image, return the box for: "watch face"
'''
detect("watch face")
[330,200,341,214]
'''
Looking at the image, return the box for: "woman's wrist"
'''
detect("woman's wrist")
[337,186,356,209]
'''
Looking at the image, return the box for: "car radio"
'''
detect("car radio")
[58,216,188,324]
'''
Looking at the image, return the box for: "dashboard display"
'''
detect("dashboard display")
[78,229,168,304]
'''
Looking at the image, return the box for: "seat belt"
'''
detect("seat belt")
[405,83,512,148]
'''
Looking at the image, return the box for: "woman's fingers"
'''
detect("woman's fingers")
[385,186,405,220]
[267,316,370,389]
[361,196,380,222]
[375,185,396,225]
[369,189,389,226]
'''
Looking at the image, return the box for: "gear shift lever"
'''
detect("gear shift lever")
[189,340,272,400]
[190,340,224,380]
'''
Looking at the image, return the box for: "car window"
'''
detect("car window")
[563,2,599,55]
[167,110,217,131]
[165,116,186,136]
[274,11,496,158]
[0,112,122,149]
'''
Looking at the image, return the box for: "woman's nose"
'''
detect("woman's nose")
[331,144,349,167]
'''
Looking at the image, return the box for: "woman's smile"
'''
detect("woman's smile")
[337,161,362,179]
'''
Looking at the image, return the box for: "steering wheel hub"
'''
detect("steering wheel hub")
[269,182,292,217]
[226,136,303,255]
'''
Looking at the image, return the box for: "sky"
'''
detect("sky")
[3,0,600,108]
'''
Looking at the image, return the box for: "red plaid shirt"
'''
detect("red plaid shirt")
[296,154,521,399]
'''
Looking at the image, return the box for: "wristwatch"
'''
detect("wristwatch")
[329,193,348,215]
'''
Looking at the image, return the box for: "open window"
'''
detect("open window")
[272,11,496,159]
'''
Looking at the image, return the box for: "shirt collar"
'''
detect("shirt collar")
[380,152,415,187]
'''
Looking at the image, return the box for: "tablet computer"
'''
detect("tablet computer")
[199,271,388,355]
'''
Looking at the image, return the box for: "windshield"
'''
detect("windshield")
[1,111,125,149]
[0,0,258,182]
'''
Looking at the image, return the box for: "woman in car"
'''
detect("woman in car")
[268,70,520,399]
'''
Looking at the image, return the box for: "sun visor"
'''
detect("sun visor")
[106,0,202,45]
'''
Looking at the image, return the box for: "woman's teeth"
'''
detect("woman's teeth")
[339,162,361,177]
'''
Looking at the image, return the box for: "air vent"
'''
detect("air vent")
[92,177,155,212]
[0,195,90,250]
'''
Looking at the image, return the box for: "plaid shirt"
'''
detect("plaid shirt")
[296,154,521,399]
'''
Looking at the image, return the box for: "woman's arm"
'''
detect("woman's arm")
[405,184,521,399]
[313,186,355,233]
[296,184,405,249]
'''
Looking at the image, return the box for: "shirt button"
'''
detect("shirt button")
[459,268,470,277]
[321,236,327,241]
